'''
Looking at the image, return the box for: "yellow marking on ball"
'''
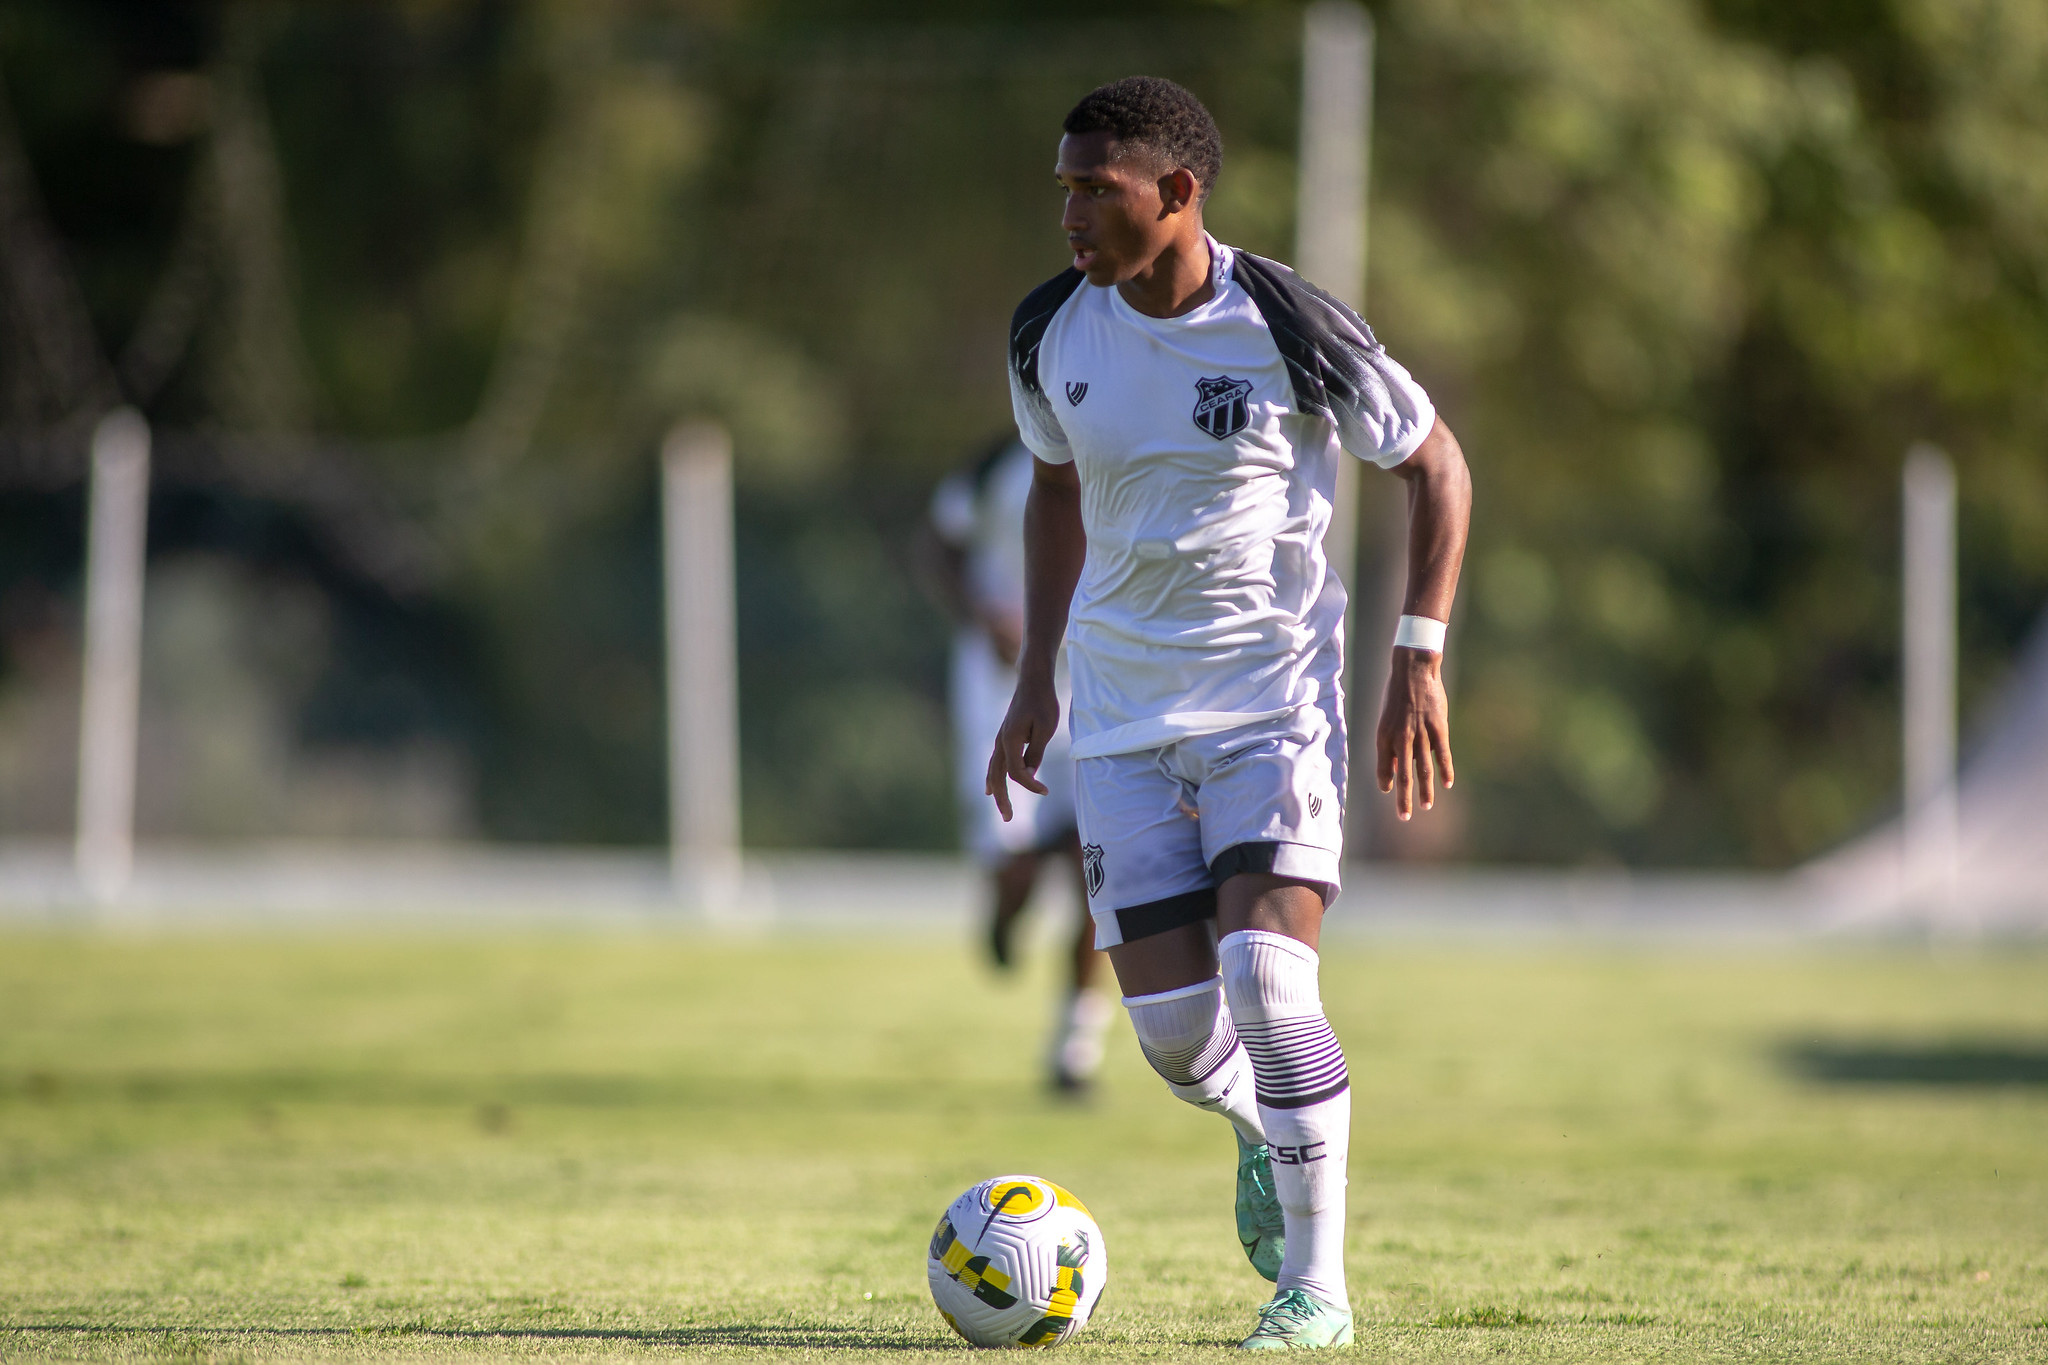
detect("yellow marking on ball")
[941,1240,973,1276]
[1046,1264,1079,1317]
[987,1180,1050,1216]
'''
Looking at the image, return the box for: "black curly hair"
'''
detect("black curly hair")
[1063,76,1223,200]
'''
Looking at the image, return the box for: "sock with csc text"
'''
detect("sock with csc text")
[1219,928,1349,1307]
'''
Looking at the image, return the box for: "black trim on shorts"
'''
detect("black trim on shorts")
[1208,841,1284,882]
[1110,886,1217,944]
[1208,841,1335,906]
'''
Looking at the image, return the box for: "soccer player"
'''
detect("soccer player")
[987,78,1470,1349]
[923,436,1112,1093]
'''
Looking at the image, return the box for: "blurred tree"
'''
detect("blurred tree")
[0,0,2040,862]
[1365,0,2048,862]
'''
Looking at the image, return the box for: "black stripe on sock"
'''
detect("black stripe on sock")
[1257,1077,1351,1109]
[1188,1026,1242,1085]
[1238,1016,1349,1107]
[1138,1013,1240,1087]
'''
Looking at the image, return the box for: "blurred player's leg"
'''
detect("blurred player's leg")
[987,850,1040,970]
[960,640,1051,971]
[1048,981,1112,1094]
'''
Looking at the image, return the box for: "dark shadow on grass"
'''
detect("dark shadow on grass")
[1781,1040,2048,1086]
[4,1068,951,1113]
[5,1324,955,1351]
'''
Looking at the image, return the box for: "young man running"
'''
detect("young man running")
[923,435,1112,1093]
[988,77,1470,1349]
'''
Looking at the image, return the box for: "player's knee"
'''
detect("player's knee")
[1124,976,1234,1087]
[1218,928,1323,1023]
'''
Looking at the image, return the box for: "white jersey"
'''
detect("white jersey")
[931,441,1077,859]
[1007,237,1435,760]
[929,441,1036,622]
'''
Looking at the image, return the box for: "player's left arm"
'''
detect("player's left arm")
[1376,415,1471,821]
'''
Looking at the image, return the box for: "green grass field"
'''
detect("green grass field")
[2,927,2044,1362]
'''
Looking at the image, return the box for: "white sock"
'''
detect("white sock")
[1122,977,1265,1144]
[1219,929,1349,1308]
[1050,987,1114,1081]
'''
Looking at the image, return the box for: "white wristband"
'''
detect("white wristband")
[1393,614,1448,653]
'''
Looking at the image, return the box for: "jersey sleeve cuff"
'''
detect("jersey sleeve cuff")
[1018,431,1075,465]
[1372,398,1438,469]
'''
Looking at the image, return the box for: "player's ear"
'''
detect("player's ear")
[1159,166,1200,216]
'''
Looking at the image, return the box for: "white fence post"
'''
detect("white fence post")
[662,421,742,919]
[1297,1,1372,317]
[1297,0,1376,830]
[75,408,151,905]
[1901,443,1959,926]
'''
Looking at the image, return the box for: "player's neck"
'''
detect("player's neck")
[1115,227,1214,319]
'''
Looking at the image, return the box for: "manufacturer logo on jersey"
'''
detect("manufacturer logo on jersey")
[1081,844,1105,898]
[1308,793,1324,819]
[1066,381,1088,406]
[1192,375,1253,439]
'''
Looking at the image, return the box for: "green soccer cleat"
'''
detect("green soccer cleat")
[1239,1288,1354,1350]
[1235,1134,1286,1282]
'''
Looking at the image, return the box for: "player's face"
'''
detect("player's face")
[1055,131,1190,286]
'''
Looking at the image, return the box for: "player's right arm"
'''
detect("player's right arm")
[986,456,1084,820]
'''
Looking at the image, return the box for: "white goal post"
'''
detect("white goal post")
[1901,443,1959,925]
[1297,0,1378,833]
[75,407,152,905]
[662,421,743,918]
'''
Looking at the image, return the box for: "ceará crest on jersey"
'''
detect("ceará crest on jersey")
[1191,375,1253,439]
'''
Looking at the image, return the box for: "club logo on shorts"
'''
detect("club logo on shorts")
[1308,793,1324,819]
[1192,375,1253,439]
[1066,381,1088,406]
[1081,843,1106,899]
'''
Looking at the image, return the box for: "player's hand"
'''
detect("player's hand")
[986,674,1059,821]
[1376,647,1454,821]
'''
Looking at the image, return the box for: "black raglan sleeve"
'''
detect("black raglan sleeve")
[1232,252,1436,467]
[1007,268,1088,464]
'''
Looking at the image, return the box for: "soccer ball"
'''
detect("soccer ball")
[927,1174,1107,1348]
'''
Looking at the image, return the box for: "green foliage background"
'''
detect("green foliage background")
[2,0,2044,863]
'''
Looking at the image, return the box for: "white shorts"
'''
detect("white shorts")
[1076,702,1346,949]
[952,631,1078,865]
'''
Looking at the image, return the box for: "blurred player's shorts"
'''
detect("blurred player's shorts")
[952,630,1077,863]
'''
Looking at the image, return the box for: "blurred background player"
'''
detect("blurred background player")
[921,437,1113,1094]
